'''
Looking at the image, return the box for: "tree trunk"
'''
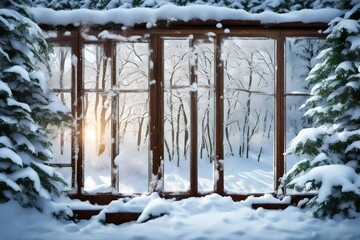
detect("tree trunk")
[59,49,68,154]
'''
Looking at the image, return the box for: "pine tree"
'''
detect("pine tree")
[0,0,71,211]
[42,0,85,10]
[282,3,360,218]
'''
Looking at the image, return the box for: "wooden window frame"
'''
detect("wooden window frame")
[42,21,327,204]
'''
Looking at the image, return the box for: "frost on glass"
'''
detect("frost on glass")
[83,44,112,192]
[285,38,325,176]
[222,38,275,193]
[115,42,150,193]
[195,41,215,192]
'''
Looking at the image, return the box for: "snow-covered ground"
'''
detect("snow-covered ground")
[1,193,360,240]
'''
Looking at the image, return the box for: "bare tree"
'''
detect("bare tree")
[223,39,275,161]
[57,48,70,154]
[117,43,149,150]
[83,43,150,160]
[196,44,214,162]
[164,41,189,163]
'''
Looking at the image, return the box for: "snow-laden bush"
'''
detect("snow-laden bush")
[282,2,360,218]
[0,0,72,216]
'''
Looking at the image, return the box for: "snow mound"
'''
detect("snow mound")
[137,197,173,223]
[1,193,360,239]
[244,194,291,207]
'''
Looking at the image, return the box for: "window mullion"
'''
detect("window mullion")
[149,35,164,193]
[189,38,198,196]
[215,35,224,195]
[75,29,84,194]
[71,32,77,191]
[109,40,118,191]
[275,34,285,192]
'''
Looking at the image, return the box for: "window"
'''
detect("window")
[47,41,75,191]
[43,23,325,202]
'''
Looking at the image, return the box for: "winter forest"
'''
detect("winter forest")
[1,0,360,239]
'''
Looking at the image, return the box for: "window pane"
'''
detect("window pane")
[116,42,149,90]
[117,92,149,193]
[55,167,72,191]
[83,44,111,91]
[163,39,190,88]
[222,38,275,94]
[163,38,192,192]
[48,46,72,89]
[196,40,215,192]
[195,41,214,87]
[164,89,191,192]
[222,38,275,193]
[83,91,113,192]
[49,92,72,164]
[285,96,311,171]
[285,38,325,93]
[223,91,274,193]
[198,88,215,192]
[83,43,113,193]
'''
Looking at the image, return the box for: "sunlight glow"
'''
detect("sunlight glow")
[86,126,97,142]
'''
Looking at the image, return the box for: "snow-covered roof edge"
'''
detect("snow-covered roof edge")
[31,5,344,27]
